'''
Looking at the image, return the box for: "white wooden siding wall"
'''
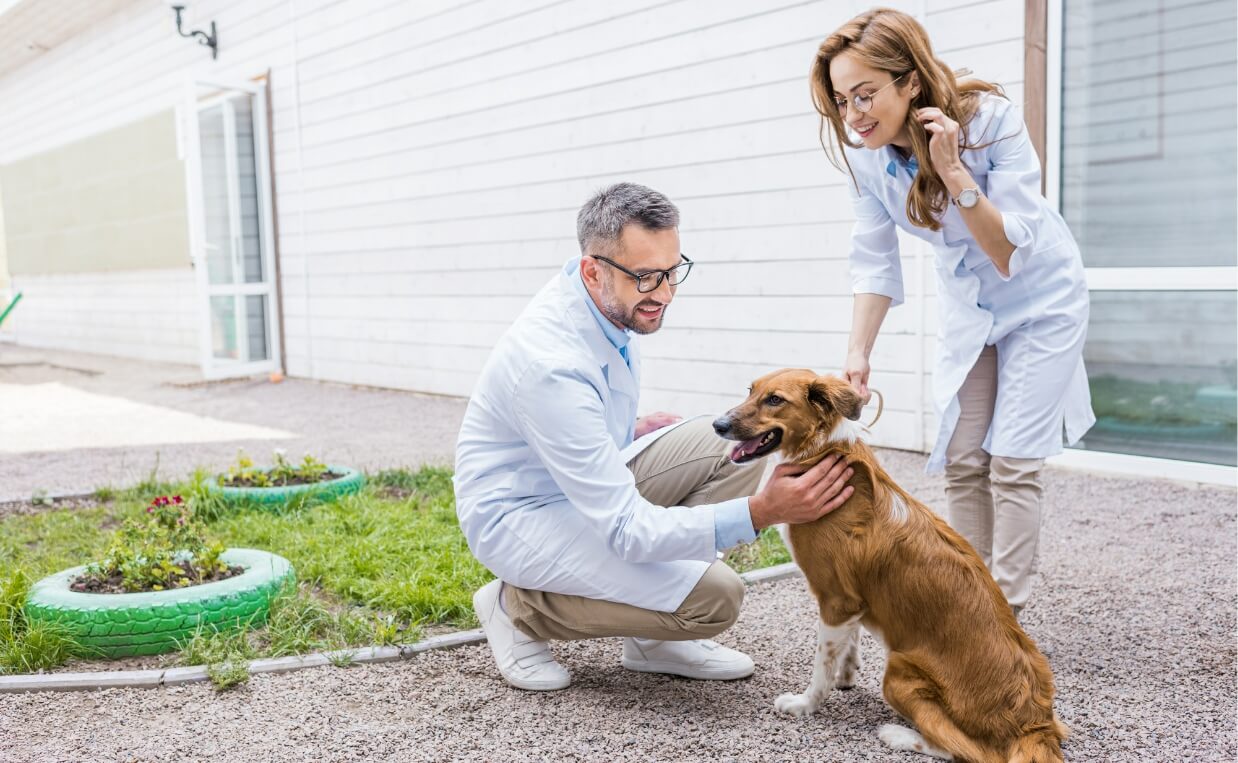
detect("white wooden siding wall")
[0,0,1024,453]
[277,0,1024,451]
[6,269,199,364]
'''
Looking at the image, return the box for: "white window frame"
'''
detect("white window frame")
[1044,0,1237,487]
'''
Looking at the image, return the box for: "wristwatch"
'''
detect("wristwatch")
[953,187,982,209]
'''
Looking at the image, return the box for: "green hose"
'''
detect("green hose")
[0,291,22,328]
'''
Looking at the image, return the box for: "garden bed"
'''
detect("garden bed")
[1,465,789,688]
[206,451,365,507]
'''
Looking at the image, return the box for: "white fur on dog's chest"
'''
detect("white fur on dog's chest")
[757,455,802,570]
[776,522,798,569]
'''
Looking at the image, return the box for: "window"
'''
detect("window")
[1060,0,1237,466]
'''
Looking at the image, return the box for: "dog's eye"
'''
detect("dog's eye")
[764,395,784,406]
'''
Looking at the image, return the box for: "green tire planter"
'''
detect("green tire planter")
[206,465,364,507]
[24,548,295,659]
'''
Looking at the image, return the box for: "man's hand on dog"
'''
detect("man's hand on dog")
[635,411,682,439]
[749,454,855,530]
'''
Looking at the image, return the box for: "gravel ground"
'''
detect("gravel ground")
[0,347,466,502]
[2,451,1233,762]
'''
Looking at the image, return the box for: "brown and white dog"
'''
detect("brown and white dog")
[714,369,1067,763]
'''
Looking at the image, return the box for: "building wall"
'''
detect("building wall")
[5,268,199,363]
[0,182,9,294]
[0,183,11,343]
[0,108,195,357]
[273,0,1025,451]
[1,110,189,276]
[0,0,299,362]
[0,0,1026,451]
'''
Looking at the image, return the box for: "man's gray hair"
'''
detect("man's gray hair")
[576,183,679,256]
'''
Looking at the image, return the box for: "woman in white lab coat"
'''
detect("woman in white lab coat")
[810,8,1095,613]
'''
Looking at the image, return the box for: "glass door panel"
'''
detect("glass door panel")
[198,104,234,285]
[210,295,238,360]
[233,96,265,285]
[245,294,269,362]
[188,79,281,379]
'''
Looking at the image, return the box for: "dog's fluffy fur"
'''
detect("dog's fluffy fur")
[715,369,1067,763]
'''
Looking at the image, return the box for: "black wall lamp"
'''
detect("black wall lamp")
[169,3,218,60]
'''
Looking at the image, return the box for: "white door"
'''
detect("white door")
[183,78,281,379]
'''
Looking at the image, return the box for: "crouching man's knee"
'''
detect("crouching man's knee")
[674,561,745,638]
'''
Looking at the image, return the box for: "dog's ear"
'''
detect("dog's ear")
[808,376,864,421]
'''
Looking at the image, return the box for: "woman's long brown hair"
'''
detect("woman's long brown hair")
[811,8,1006,231]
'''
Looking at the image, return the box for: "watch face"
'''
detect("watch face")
[958,189,980,208]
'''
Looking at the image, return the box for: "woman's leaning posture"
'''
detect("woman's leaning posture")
[813,8,1095,614]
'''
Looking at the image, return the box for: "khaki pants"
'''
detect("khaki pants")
[506,416,763,641]
[945,344,1045,611]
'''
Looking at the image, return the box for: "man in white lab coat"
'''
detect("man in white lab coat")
[454,183,855,691]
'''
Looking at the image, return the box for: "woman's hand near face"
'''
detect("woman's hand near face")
[915,107,972,193]
[914,108,1015,272]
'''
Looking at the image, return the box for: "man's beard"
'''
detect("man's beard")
[600,278,665,335]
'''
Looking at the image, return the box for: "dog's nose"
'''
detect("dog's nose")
[712,416,732,436]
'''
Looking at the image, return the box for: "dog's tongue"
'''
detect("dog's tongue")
[730,436,765,462]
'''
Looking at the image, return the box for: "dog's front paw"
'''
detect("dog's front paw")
[774,692,818,717]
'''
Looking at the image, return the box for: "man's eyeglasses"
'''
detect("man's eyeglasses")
[834,72,907,115]
[589,253,693,293]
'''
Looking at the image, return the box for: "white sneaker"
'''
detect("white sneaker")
[621,637,755,680]
[472,580,570,691]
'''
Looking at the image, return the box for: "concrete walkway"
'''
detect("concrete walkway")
[0,346,467,502]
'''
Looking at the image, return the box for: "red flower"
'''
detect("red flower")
[172,496,183,505]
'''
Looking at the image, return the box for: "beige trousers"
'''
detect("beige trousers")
[506,416,764,641]
[944,344,1045,611]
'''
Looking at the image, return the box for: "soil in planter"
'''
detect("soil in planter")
[219,470,346,488]
[70,562,246,594]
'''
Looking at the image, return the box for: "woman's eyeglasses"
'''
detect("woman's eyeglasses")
[834,72,907,115]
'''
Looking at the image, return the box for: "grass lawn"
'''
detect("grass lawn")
[0,466,789,687]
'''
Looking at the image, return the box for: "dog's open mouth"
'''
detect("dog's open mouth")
[729,429,782,464]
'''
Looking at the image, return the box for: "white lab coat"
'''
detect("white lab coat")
[845,94,1095,472]
[453,259,746,612]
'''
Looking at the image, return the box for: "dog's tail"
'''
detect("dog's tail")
[1007,716,1069,763]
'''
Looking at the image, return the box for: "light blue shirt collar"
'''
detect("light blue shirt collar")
[567,257,631,357]
[885,146,919,179]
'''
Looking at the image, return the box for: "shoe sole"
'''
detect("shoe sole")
[500,672,571,691]
[621,658,754,681]
[474,584,571,692]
